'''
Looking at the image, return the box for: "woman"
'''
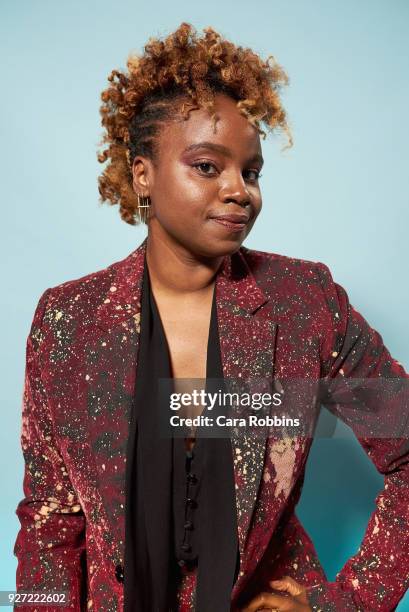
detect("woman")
[14,22,408,612]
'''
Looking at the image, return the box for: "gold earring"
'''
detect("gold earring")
[136,193,151,224]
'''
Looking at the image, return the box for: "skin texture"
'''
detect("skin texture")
[132,93,263,384]
[131,92,311,611]
[241,577,310,611]
[132,92,263,266]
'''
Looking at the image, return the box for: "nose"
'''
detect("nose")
[219,174,251,208]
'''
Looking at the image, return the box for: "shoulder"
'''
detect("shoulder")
[47,250,130,301]
[239,244,335,288]
[239,245,345,325]
[29,249,134,343]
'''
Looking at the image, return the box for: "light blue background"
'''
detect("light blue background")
[1,0,408,609]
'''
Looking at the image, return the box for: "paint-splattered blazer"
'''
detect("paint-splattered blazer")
[14,237,409,612]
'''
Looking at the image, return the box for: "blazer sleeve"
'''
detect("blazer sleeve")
[13,288,87,611]
[304,262,409,612]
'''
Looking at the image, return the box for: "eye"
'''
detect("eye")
[245,169,262,182]
[193,161,218,176]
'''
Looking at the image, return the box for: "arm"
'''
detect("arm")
[267,510,329,586]
[304,263,409,612]
[14,288,87,611]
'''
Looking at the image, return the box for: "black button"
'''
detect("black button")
[115,563,124,583]
[184,520,194,530]
[186,498,197,509]
[181,543,192,552]
[187,473,198,484]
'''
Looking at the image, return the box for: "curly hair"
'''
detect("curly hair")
[97,22,292,225]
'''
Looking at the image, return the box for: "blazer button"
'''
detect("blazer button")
[115,563,124,583]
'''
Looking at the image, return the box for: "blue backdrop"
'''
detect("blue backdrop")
[1,0,408,609]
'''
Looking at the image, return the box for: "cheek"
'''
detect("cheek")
[250,197,262,221]
[244,199,262,233]
[152,168,212,223]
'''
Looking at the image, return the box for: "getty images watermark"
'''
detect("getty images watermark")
[155,377,409,439]
[168,387,295,428]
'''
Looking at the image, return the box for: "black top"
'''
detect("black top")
[172,426,202,566]
[124,258,240,611]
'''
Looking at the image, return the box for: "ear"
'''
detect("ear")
[131,156,152,194]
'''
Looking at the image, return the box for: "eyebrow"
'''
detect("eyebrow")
[182,141,264,166]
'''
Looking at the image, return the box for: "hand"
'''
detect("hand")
[240,576,312,611]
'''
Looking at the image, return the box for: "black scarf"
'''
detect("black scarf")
[124,257,239,611]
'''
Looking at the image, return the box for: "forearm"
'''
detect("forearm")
[308,262,409,611]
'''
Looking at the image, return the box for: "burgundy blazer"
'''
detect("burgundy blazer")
[14,237,409,611]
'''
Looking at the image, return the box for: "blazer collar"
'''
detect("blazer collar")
[94,236,269,333]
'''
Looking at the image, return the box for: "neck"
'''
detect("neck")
[145,225,225,295]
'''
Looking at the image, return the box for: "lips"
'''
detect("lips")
[208,212,250,233]
[208,213,250,224]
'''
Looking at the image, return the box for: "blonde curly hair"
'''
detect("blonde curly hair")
[97,22,292,225]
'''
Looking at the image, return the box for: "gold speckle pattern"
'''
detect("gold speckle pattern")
[14,238,409,612]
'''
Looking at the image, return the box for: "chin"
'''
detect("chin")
[171,228,247,260]
[194,239,244,260]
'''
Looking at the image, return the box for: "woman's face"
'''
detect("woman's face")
[133,93,264,258]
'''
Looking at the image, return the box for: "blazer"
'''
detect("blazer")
[14,237,409,612]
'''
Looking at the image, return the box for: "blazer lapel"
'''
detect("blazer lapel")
[83,238,277,573]
[215,250,277,563]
